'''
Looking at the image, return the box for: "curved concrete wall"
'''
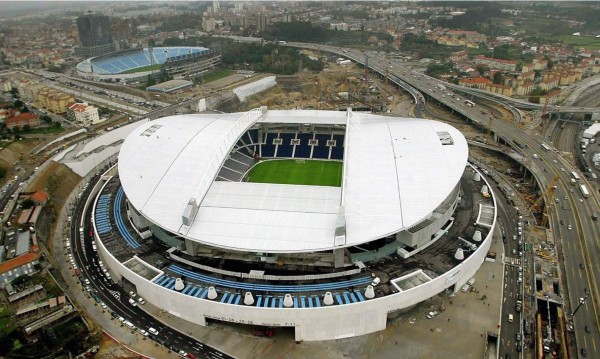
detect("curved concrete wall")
[94,165,496,341]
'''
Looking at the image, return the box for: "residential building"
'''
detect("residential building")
[449,50,469,63]
[539,77,559,91]
[515,81,535,96]
[485,83,513,97]
[35,88,75,114]
[0,231,40,286]
[475,55,517,72]
[540,90,561,105]
[67,102,100,126]
[331,22,349,31]
[5,110,40,130]
[75,12,114,58]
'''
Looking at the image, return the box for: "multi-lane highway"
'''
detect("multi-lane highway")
[287,42,600,357]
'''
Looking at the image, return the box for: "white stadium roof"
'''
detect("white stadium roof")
[118,110,468,253]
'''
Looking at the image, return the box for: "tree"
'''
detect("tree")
[41,115,52,124]
[0,166,6,180]
[10,87,18,98]
[475,65,489,76]
[23,124,31,132]
[13,99,23,108]
[493,71,504,85]
[146,75,156,87]
[21,198,35,209]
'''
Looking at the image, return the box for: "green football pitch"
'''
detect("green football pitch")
[247,159,343,187]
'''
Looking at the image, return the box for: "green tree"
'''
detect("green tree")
[41,115,52,124]
[493,72,504,85]
[13,99,23,108]
[0,166,6,180]
[475,65,489,76]
[10,88,18,98]
[22,124,31,132]
[146,75,156,87]
[21,198,35,209]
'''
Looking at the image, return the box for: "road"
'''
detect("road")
[68,174,231,359]
[287,42,600,358]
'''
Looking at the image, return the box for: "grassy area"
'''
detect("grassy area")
[121,63,162,74]
[24,126,65,135]
[0,303,15,337]
[557,35,600,49]
[202,69,235,83]
[247,159,343,187]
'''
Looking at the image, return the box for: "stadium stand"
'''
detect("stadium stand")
[294,133,313,158]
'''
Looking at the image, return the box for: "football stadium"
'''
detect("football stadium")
[86,108,497,341]
[76,46,221,83]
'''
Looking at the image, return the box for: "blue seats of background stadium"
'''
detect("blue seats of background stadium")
[260,133,277,157]
[330,134,345,160]
[276,133,295,158]
[294,133,312,158]
[120,58,137,69]
[129,53,151,66]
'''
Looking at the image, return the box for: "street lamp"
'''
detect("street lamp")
[572,295,588,318]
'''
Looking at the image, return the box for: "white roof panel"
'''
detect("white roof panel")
[118,110,468,253]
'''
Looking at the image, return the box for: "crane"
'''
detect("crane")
[529,176,559,228]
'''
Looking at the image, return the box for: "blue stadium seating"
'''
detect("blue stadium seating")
[294,133,313,158]
[330,134,345,160]
[260,133,277,157]
[312,134,331,159]
[276,133,295,158]
[90,47,207,74]
[113,187,141,249]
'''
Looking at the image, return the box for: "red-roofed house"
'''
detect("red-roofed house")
[0,252,41,285]
[459,76,492,89]
[29,191,49,205]
[66,102,100,127]
[5,110,40,130]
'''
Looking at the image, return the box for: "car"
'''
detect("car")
[140,329,148,337]
[118,316,125,323]
[568,224,572,230]
[100,302,107,309]
[516,343,522,352]
[137,297,145,305]
[585,325,591,333]
[560,167,565,172]
[579,198,583,203]
[517,276,522,283]
[512,235,517,241]
[581,348,587,357]
[580,263,585,269]
[564,196,568,200]
[426,310,439,319]
[516,333,522,341]
[178,350,188,357]
[554,198,560,203]
[129,291,136,298]
[553,159,558,163]
[560,219,565,225]
[512,249,517,255]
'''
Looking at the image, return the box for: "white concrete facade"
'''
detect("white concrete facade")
[93,164,496,342]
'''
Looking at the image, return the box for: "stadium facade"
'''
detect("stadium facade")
[76,47,221,83]
[90,108,496,341]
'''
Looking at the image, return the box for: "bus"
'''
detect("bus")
[541,143,551,152]
[465,100,475,107]
[580,184,590,198]
[570,171,581,182]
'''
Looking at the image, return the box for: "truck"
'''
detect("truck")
[437,84,447,91]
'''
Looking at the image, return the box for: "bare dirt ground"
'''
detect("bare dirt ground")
[95,333,139,359]
[29,162,81,254]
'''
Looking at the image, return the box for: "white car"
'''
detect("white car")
[568,224,572,230]
[427,310,439,319]
[100,302,107,309]
[140,329,148,337]
[129,291,136,298]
